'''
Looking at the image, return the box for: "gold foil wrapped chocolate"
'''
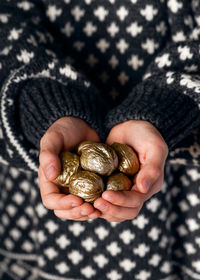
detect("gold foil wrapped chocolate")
[106,173,132,191]
[55,151,80,186]
[69,171,104,202]
[77,141,118,176]
[111,142,139,176]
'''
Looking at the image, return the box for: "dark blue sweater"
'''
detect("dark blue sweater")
[0,0,200,172]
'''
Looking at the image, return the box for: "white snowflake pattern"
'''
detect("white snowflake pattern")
[155,53,172,68]
[180,74,200,94]
[107,22,119,37]
[116,6,129,21]
[16,49,34,64]
[136,270,151,280]
[17,1,34,11]
[8,28,23,40]
[71,6,85,22]
[59,65,78,80]
[83,22,97,36]
[94,6,109,21]
[141,38,159,54]
[46,5,62,22]
[133,243,150,257]
[119,259,136,272]
[140,5,158,21]
[177,46,193,60]
[172,31,186,42]
[127,55,144,70]
[167,0,183,13]
[96,38,110,53]
[126,22,143,37]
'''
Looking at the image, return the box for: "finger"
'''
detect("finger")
[38,167,83,210]
[102,171,164,209]
[134,163,163,193]
[106,128,123,146]
[54,202,96,220]
[55,209,101,221]
[102,189,145,208]
[139,174,164,200]
[88,209,101,219]
[94,198,142,221]
[39,131,64,181]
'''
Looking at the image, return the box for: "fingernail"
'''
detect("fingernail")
[142,179,151,193]
[45,165,55,180]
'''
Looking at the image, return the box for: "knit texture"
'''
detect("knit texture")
[1,1,200,280]
[105,78,200,148]
[18,78,107,149]
[0,0,200,172]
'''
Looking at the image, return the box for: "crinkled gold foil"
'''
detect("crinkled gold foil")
[55,151,80,186]
[77,141,118,176]
[111,143,139,176]
[69,171,104,202]
[106,173,132,191]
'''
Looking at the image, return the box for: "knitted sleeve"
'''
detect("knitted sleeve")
[0,1,107,172]
[105,1,200,150]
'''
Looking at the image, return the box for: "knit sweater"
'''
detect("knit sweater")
[0,0,200,173]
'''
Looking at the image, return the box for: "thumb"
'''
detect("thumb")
[39,130,63,181]
[134,163,161,194]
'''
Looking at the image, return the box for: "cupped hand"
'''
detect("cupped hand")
[38,116,101,221]
[94,120,169,222]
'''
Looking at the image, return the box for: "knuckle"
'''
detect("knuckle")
[39,150,48,164]
[154,182,163,194]
[160,143,169,158]
[150,166,162,179]
[155,141,169,157]
[40,130,61,149]
[134,200,142,209]
[41,194,52,210]
[39,150,54,167]
[149,138,168,156]
[116,193,127,205]
[42,198,50,209]
[40,134,48,149]
[132,207,141,220]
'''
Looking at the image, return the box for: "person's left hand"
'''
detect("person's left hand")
[94,120,169,222]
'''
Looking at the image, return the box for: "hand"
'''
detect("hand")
[38,116,101,221]
[94,120,168,222]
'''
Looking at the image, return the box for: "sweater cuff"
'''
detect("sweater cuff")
[18,78,107,149]
[105,80,200,149]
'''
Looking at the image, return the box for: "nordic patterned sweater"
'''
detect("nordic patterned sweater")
[0,0,200,173]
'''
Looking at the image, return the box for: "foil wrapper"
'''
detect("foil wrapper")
[106,173,132,191]
[69,171,104,202]
[77,141,118,176]
[55,151,80,186]
[111,143,139,176]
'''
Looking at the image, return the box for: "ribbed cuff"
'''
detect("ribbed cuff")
[18,78,107,149]
[105,80,200,149]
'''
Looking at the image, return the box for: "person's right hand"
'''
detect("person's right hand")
[38,116,101,221]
